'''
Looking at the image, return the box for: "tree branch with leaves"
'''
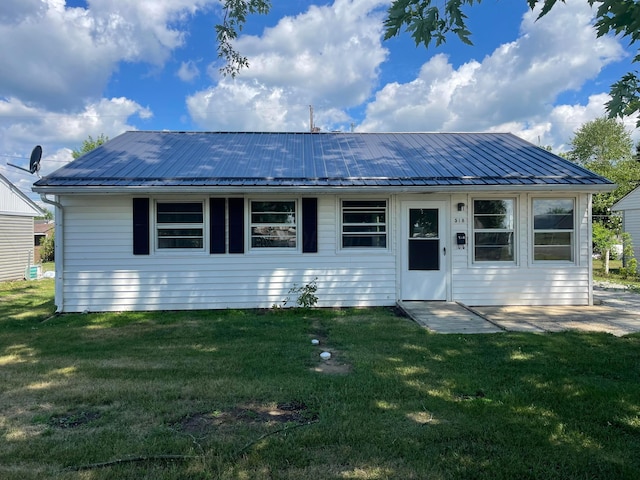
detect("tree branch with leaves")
[216,0,271,78]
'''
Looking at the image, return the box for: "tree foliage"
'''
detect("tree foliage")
[72,134,109,160]
[567,117,640,218]
[619,231,638,278]
[568,117,633,166]
[216,0,271,78]
[40,230,55,263]
[592,221,616,274]
[215,1,640,123]
[35,209,53,221]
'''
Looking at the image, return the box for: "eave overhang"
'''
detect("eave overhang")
[32,181,616,196]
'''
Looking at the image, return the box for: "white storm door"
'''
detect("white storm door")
[401,202,448,300]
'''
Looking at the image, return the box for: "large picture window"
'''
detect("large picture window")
[473,199,515,262]
[250,200,297,248]
[341,200,387,248]
[156,202,204,249]
[533,198,574,261]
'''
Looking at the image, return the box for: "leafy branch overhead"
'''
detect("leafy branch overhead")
[216,0,271,78]
[216,0,640,125]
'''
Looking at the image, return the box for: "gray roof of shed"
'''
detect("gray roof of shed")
[33,131,613,193]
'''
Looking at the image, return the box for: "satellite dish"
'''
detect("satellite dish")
[29,145,42,174]
[7,145,42,176]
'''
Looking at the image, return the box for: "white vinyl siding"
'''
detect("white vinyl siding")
[0,215,35,282]
[57,191,594,312]
[0,176,42,217]
[0,175,41,281]
[621,210,640,269]
[59,195,396,312]
[612,188,640,272]
[451,193,591,306]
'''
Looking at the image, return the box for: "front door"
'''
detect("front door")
[401,201,448,300]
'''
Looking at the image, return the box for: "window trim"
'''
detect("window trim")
[339,198,389,251]
[472,197,517,264]
[249,198,299,251]
[531,197,576,264]
[153,199,206,253]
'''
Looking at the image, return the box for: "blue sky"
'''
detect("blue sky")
[0,0,636,200]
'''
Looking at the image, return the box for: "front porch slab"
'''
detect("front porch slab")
[398,301,504,334]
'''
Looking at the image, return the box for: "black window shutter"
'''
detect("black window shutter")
[228,198,244,254]
[302,198,318,253]
[132,198,150,255]
[210,198,226,254]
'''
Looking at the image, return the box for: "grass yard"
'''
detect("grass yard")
[1,280,639,479]
[593,259,640,290]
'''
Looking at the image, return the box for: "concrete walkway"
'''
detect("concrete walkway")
[398,301,503,334]
[398,284,640,336]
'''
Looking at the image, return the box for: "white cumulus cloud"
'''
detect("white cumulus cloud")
[177,60,200,82]
[187,0,388,131]
[359,0,626,149]
[0,0,213,110]
[0,96,152,189]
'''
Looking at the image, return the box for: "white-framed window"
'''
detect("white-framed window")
[341,200,387,248]
[473,199,515,262]
[156,201,204,250]
[532,198,575,262]
[250,200,297,248]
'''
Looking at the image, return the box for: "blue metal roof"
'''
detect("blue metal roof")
[33,131,613,192]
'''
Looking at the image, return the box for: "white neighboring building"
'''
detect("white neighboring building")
[33,131,614,313]
[612,187,640,267]
[0,174,44,282]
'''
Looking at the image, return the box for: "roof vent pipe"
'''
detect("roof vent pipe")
[309,105,320,133]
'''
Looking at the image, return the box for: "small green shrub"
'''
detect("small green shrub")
[40,231,55,262]
[278,277,318,309]
[619,232,638,279]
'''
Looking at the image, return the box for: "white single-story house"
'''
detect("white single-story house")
[1,173,44,282]
[612,187,640,266]
[32,131,613,313]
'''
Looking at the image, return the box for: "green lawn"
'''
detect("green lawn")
[1,279,639,479]
[593,259,640,289]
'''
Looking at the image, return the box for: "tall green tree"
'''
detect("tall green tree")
[215,1,640,123]
[72,134,109,160]
[568,117,633,167]
[567,117,640,218]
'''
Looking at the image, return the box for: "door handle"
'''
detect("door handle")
[443,247,446,256]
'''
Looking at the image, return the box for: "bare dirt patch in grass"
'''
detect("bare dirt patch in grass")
[312,355,352,374]
[48,409,101,429]
[309,319,352,375]
[178,401,318,435]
